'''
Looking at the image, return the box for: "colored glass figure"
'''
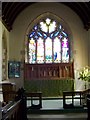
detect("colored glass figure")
[29,38,36,63]
[37,38,44,63]
[45,37,52,63]
[54,37,61,63]
[62,38,69,62]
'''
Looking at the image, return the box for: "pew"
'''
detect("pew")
[1,88,27,120]
[2,100,22,120]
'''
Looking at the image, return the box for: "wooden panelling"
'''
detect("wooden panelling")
[24,62,74,80]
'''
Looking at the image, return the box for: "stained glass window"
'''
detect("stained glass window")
[27,18,70,64]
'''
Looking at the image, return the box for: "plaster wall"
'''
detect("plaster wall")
[7,3,89,90]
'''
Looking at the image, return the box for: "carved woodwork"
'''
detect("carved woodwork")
[24,62,74,80]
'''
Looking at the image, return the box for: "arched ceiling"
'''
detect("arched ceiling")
[2,2,90,31]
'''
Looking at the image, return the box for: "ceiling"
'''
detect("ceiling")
[2,2,90,31]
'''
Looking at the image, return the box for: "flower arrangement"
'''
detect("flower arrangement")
[78,66,90,82]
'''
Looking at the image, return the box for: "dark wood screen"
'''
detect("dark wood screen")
[24,62,74,80]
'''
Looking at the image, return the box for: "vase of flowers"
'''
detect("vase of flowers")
[78,66,90,89]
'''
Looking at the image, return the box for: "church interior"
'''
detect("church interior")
[0,1,90,120]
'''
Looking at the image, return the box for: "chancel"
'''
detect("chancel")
[0,1,90,120]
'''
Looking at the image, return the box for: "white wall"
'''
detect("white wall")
[8,2,89,90]
[0,21,10,101]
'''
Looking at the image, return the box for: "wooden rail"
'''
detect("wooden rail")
[63,89,90,108]
[63,91,84,108]
[26,92,42,109]
[2,100,22,120]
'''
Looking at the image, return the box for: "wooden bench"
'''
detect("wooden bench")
[1,88,27,120]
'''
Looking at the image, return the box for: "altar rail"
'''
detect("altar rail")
[1,88,90,120]
[24,62,74,80]
[63,89,90,109]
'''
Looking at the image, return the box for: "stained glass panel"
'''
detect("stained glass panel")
[40,22,48,33]
[29,31,35,38]
[37,38,44,63]
[49,21,56,33]
[45,37,52,63]
[54,37,61,63]
[46,18,51,25]
[62,38,69,62]
[29,38,36,63]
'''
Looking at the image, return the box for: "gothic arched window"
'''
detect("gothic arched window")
[27,17,70,64]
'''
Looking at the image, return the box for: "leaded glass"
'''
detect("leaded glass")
[62,31,68,37]
[43,33,47,39]
[37,38,44,63]
[27,17,70,64]
[45,37,52,63]
[54,31,60,37]
[29,31,35,38]
[46,18,51,25]
[49,21,56,33]
[62,38,69,62]
[29,38,36,63]
[40,22,48,33]
[54,37,61,63]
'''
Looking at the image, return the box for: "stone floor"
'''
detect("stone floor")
[27,113,87,120]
